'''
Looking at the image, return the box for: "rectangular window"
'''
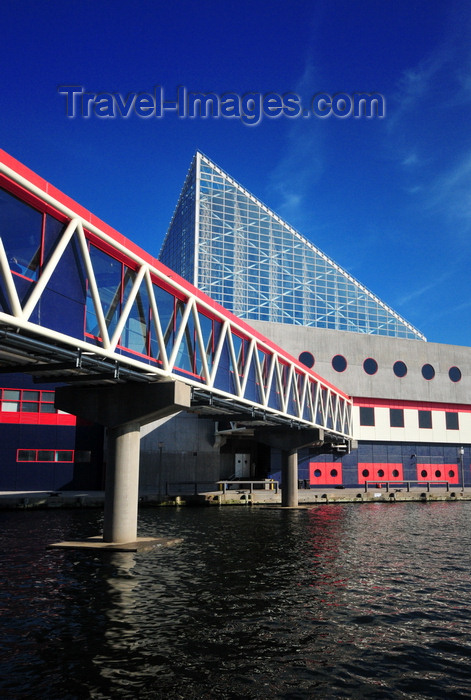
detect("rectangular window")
[17,449,36,462]
[418,410,432,429]
[17,449,74,463]
[2,389,20,411]
[359,406,375,426]
[390,408,404,427]
[445,412,459,430]
[1,388,57,414]
[37,450,55,462]
[0,186,43,281]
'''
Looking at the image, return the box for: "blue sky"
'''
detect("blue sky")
[2,0,471,346]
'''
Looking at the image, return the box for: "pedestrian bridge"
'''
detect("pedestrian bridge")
[0,150,353,543]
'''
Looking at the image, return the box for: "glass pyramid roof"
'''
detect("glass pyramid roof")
[159,152,425,341]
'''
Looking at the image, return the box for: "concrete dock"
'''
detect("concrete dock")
[1,485,470,510]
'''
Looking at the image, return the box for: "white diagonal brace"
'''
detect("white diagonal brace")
[240,338,256,397]
[22,218,79,321]
[192,304,210,383]
[0,237,23,317]
[209,320,229,387]
[109,265,147,350]
[227,331,243,396]
[75,222,111,349]
[145,269,169,371]
[168,296,195,369]
[252,346,267,406]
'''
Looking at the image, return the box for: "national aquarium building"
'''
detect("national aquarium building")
[0,149,470,493]
[159,152,471,490]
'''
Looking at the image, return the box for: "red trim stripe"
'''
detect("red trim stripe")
[354,397,471,413]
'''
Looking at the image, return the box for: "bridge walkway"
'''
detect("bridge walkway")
[0,150,353,544]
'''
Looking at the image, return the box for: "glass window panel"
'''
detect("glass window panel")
[445,412,459,430]
[4,390,20,400]
[56,450,73,462]
[43,214,68,264]
[18,450,36,462]
[196,312,214,376]
[37,450,55,461]
[332,355,347,372]
[121,269,150,355]
[360,406,375,426]
[363,358,378,375]
[393,361,407,378]
[0,187,43,279]
[172,300,195,373]
[421,364,435,380]
[22,403,40,413]
[2,401,19,412]
[390,408,404,427]
[87,245,123,337]
[150,285,176,360]
[23,391,40,400]
[40,403,56,413]
[418,410,432,429]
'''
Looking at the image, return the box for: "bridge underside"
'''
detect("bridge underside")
[0,327,351,439]
[0,327,352,540]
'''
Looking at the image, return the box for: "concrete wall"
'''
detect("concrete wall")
[139,411,233,493]
[135,325,471,492]
[249,321,471,404]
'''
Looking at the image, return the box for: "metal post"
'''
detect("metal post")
[459,447,465,492]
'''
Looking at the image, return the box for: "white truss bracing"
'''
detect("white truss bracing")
[0,160,353,438]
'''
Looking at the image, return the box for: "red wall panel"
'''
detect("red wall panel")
[416,464,459,484]
[357,462,403,484]
[309,462,343,485]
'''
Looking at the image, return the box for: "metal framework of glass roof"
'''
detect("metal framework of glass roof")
[159,152,426,341]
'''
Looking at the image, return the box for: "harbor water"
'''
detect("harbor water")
[1,502,471,699]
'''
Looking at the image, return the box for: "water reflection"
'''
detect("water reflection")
[1,504,471,698]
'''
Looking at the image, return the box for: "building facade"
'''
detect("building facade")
[158,153,471,490]
[249,321,471,488]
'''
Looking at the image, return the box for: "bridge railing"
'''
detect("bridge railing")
[364,480,453,493]
[0,152,352,437]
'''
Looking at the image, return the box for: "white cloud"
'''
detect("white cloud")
[266,59,325,224]
[396,270,454,307]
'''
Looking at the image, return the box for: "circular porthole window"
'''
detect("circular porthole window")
[421,470,428,478]
[422,364,435,380]
[449,366,462,383]
[393,361,407,378]
[332,354,347,372]
[392,469,399,477]
[363,358,378,375]
[362,469,369,477]
[299,351,315,369]
[449,469,455,478]
[313,469,322,477]
[435,470,442,478]
[330,469,338,477]
[377,469,385,477]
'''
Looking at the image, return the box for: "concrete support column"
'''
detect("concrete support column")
[282,448,299,508]
[103,421,141,543]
